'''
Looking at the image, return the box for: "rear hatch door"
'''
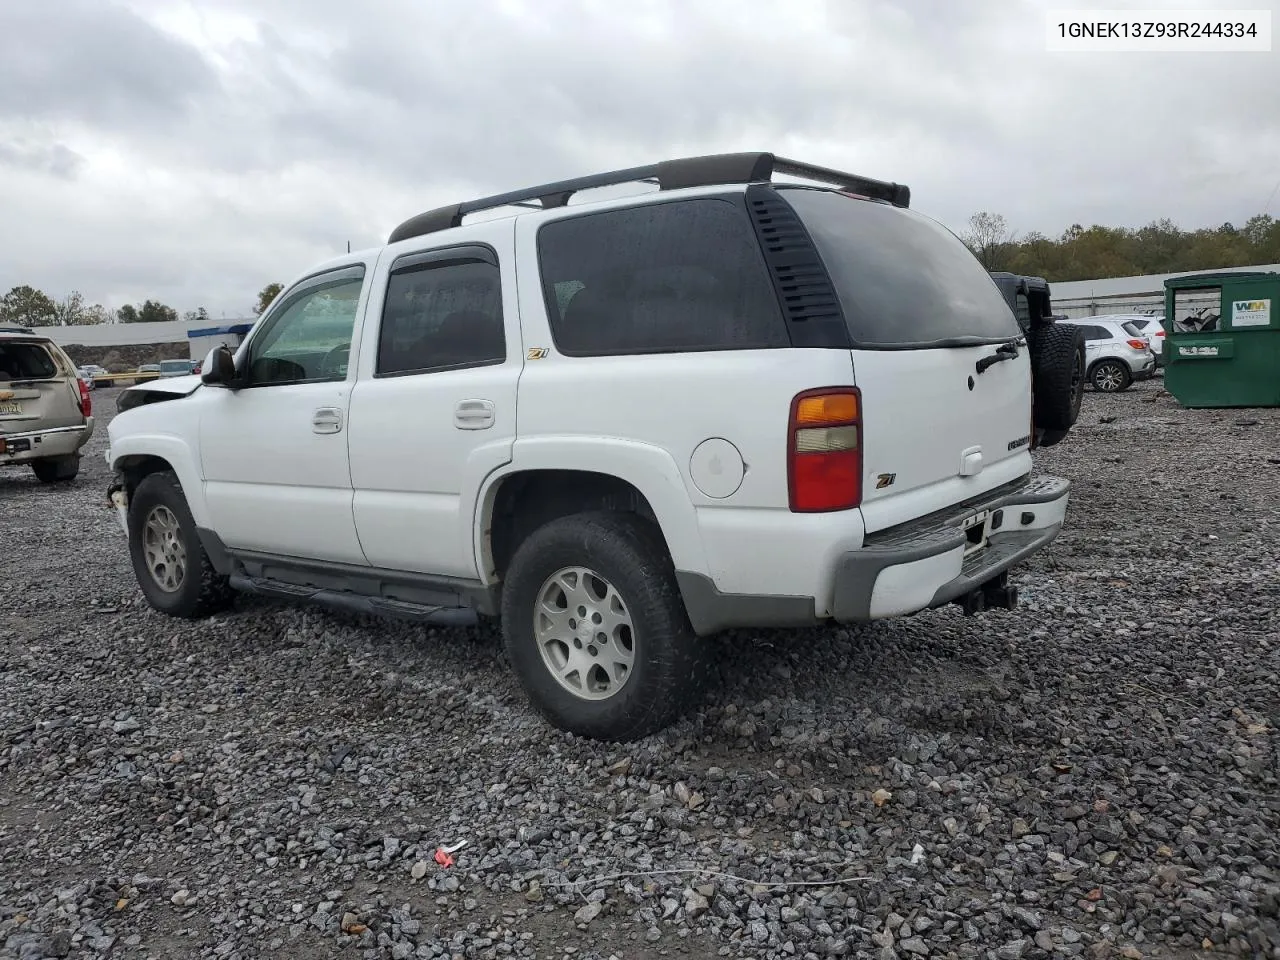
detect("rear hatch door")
[0,338,82,431]
[782,188,1034,533]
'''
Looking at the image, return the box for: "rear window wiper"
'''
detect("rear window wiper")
[975,339,1020,374]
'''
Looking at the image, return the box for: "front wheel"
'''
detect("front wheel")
[127,471,234,618]
[1090,359,1132,393]
[500,512,708,741]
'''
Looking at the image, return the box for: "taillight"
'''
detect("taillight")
[787,388,861,512]
[77,379,91,417]
[1126,339,1147,350]
[1155,330,1166,337]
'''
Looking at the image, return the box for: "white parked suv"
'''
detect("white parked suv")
[106,153,1072,740]
[1058,317,1157,392]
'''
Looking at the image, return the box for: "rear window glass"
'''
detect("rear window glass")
[160,360,191,373]
[780,188,1021,348]
[0,342,59,381]
[537,197,788,356]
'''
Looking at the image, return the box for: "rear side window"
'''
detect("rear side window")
[1081,325,1111,341]
[1121,321,1144,338]
[780,188,1021,349]
[377,256,505,375]
[0,342,59,381]
[537,197,788,356]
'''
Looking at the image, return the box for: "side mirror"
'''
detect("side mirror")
[201,345,238,386]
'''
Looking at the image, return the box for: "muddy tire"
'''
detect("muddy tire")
[501,511,708,741]
[1031,322,1086,431]
[127,471,234,619]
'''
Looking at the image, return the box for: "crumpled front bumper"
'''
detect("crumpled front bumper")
[107,474,129,538]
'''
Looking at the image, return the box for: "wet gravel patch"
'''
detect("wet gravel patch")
[1,380,1277,960]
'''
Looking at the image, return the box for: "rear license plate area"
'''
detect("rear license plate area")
[961,510,992,556]
[0,402,21,416]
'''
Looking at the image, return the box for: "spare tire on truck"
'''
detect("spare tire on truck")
[987,272,1084,449]
[1029,321,1086,433]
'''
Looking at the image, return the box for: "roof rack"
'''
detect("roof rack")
[387,152,910,243]
[0,325,36,335]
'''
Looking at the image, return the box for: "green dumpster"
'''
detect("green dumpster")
[1163,270,1280,408]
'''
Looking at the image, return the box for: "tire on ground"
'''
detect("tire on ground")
[500,511,709,742]
[1089,359,1133,393]
[1030,322,1086,431]
[31,454,79,484]
[127,470,235,619]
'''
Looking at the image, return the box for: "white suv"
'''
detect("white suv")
[106,152,1071,740]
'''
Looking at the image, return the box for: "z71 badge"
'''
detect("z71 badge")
[875,473,896,489]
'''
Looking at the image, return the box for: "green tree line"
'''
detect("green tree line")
[961,212,1280,281]
[0,282,284,329]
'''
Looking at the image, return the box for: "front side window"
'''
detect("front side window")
[376,256,506,376]
[246,269,365,386]
[536,197,788,356]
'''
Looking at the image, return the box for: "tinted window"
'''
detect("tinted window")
[781,188,1020,348]
[1121,321,1144,338]
[1082,325,1112,341]
[0,342,58,381]
[377,258,505,375]
[247,269,365,386]
[537,197,788,356]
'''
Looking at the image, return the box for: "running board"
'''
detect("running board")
[228,574,480,626]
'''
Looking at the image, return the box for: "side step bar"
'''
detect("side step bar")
[228,574,480,627]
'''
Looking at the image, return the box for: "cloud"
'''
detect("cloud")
[0,0,1275,314]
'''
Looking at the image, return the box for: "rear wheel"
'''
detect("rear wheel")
[1090,359,1132,393]
[501,511,707,741]
[128,471,234,618]
[31,454,79,484]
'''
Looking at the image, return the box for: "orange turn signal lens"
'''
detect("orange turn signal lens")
[794,393,858,425]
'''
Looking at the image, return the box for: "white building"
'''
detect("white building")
[40,318,257,359]
[1051,263,1280,318]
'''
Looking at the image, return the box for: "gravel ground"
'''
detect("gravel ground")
[2,380,1277,960]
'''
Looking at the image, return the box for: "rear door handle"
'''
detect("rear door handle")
[454,399,495,430]
[312,406,343,434]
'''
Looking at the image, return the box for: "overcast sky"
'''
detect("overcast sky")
[1,0,1275,317]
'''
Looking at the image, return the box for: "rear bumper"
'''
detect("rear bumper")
[831,474,1070,622]
[675,474,1071,635]
[0,420,93,465]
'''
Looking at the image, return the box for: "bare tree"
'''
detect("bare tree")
[962,212,1017,270]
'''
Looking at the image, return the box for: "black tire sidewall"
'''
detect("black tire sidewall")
[1030,324,1085,431]
[501,513,701,741]
[31,455,79,483]
[127,473,214,617]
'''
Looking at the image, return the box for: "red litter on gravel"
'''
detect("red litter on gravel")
[434,839,468,867]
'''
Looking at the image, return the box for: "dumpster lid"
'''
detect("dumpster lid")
[1164,270,1277,289]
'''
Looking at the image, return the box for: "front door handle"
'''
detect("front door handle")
[454,399,495,430]
[312,406,343,434]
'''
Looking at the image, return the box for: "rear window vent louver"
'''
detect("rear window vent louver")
[745,186,851,349]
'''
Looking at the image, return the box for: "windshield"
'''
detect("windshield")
[160,360,191,372]
[781,188,1021,349]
